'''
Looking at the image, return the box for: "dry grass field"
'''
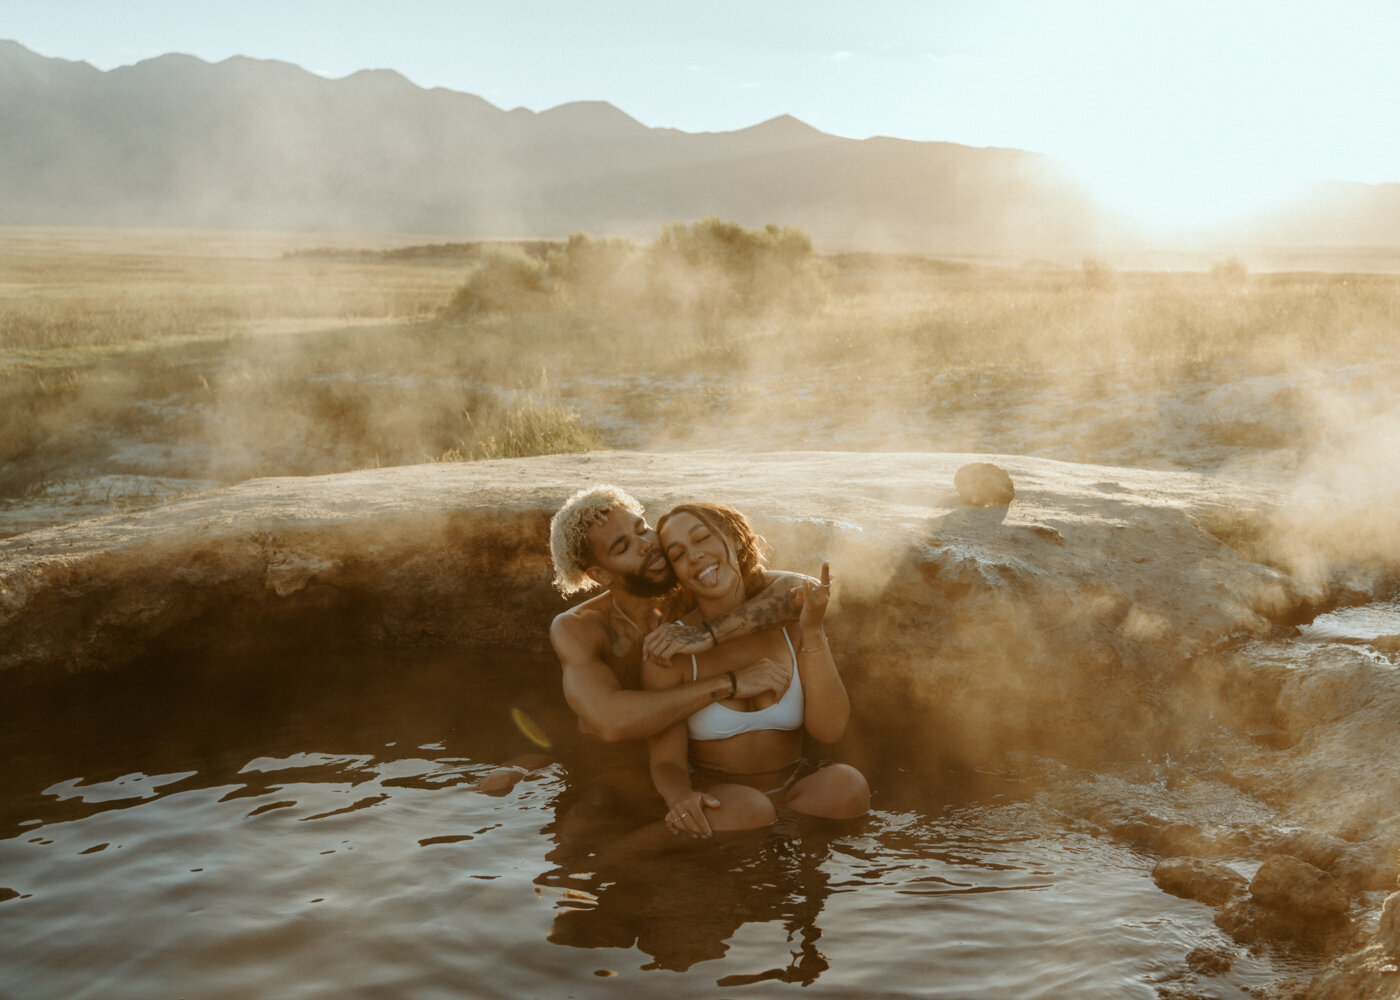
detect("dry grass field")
[3,223,1398,535]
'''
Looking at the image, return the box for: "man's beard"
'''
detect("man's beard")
[616,565,677,599]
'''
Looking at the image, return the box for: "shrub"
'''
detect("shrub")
[1081,257,1116,289]
[1211,257,1250,285]
[439,391,603,461]
[443,246,551,316]
[645,217,827,315]
[546,233,641,309]
[440,219,828,320]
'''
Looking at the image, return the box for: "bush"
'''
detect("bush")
[645,217,827,315]
[546,233,641,309]
[468,393,603,459]
[432,390,603,461]
[443,246,551,316]
[1211,257,1250,285]
[1081,257,1116,289]
[441,218,828,320]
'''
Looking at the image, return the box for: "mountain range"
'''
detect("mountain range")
[1,40,1395,254]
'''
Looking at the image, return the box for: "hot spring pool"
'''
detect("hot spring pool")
[0,647,1317,999]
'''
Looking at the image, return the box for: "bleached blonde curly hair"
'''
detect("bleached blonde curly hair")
[549,484,645,596]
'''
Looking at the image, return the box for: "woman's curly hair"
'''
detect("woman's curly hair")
[656,502,769,599]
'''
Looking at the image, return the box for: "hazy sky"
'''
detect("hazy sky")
[4,0,1396,227]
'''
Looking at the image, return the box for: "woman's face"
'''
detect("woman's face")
[659,512,740,599]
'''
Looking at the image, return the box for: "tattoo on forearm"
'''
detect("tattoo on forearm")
[715,586,801,640]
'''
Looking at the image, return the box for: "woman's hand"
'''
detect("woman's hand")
[798,561,832,635]
[666,790,721,838]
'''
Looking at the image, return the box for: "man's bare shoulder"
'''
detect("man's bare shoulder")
[550,592,611,647]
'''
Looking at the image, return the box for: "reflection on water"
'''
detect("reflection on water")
[0,647,1308,999]
[1298,597,1400,645]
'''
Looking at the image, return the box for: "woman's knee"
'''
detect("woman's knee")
[706,783,777,831]
[788,763,870,819]
[828,764,871,816]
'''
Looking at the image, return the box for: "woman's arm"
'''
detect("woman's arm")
[794,562,850,744]
[647,722,717,838]
[643,651,721,838]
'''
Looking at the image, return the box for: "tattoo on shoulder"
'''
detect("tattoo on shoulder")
[598,620,629,659]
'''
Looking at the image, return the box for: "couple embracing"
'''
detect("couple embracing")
[548,486,869,845]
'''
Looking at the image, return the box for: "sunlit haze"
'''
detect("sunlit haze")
[3,0,1397,231]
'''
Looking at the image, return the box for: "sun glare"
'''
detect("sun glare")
[1073,158,1311,236]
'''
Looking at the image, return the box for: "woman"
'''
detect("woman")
[643,503,870,839]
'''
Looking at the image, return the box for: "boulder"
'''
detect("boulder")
[1215,854,1354,951]
[1250,855,1351,920]
[1302,945,1400,1000]
[1153,857,1248,906]
[954,461,1016,506]
[1184,943,1236,976]
[1215,896,1348,952]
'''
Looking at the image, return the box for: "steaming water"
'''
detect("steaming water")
[1298,597,1400,645]
[0,648,1319,999]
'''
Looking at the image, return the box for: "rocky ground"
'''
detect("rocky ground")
[3,450,1399,997]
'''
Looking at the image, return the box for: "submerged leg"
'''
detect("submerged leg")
[474,753,555,794]
[583,782,776,867]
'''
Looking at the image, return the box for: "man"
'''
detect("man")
[545,485,810,842]
[549,484,809,743]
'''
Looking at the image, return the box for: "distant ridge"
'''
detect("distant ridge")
[0,40,1109,250]
[0,41,1394,252]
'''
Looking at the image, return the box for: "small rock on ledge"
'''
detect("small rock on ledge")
[954,462,1015,507]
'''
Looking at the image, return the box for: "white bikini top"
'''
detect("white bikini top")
[686,626,804,741]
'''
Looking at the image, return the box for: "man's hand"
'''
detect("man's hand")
[643,620,716,667]
[732,655,793,700]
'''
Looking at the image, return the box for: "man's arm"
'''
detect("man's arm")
[550,611,738,743]
[642,569,817,666]
[710,570,814,642]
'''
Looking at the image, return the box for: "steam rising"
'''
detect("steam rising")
[3,224,1398,778]
[6,220,1400,987]
[4,223,1399,602]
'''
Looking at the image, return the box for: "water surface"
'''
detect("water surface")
[0,647,1313,999]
